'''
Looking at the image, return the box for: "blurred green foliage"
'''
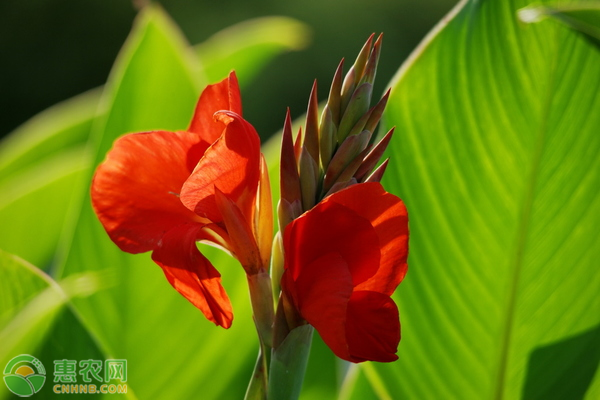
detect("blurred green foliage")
[0,0,456,140]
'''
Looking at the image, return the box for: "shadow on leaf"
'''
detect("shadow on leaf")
[522,323,600,399]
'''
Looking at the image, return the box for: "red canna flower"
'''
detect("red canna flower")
[91,72,272,329]
[280,182,408,363]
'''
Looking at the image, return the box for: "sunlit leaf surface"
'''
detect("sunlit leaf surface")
[372,0,600,398]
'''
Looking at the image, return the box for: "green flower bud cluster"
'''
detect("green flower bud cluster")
[278,33,394,231]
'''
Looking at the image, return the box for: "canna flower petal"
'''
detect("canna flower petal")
[91,129,233,327]
[91,71,266,328]
[180,110,261,223]
[281,182,408,362]
[284,252,353,359]
[283,197,380,288]
[152,223,233,328]
[188,71,242,148]
[91,130,207,253]
[320,182,409,295]
[345,291,400,362]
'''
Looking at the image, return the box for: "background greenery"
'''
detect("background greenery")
[1,0,599,399]
[0,0,455,141]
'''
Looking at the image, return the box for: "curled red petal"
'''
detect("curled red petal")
[91,130,207,253]
[188,71,242,145]
[345,291,400,363]
[325,182,409,295]
[151,223,233,328]
[180,111,261,223]
[283,199,380,287]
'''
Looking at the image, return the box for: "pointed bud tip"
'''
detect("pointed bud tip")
[365,158,389,183]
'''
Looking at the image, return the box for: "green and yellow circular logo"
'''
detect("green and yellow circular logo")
[3,355,46,397]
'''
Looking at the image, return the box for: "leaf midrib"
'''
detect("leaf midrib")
[493,21,561,400]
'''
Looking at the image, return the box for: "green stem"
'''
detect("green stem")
[268,325,314,400]
[244,350,268,400]
[247,270,275,347]
[245,269,275,399]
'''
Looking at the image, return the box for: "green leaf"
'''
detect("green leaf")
[519,1,600,46]
[3,376,34,398]
[196,16,311,86]
[53,6,257,399]
[0,250,110,400]
[0,149,88,268]
[372,0,600,398]
[0,89,99,181]
[0,90,98,268]
[0,249,105,362]
[0,250,56,352]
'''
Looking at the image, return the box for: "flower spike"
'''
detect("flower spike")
[283,34,393,216]
[273,35,408,369]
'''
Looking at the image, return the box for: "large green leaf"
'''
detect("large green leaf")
[0,90,98,268]
[0,150,88,268]
[371,0,600,398]
[53,6,258,399]
[0,250,109,399]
